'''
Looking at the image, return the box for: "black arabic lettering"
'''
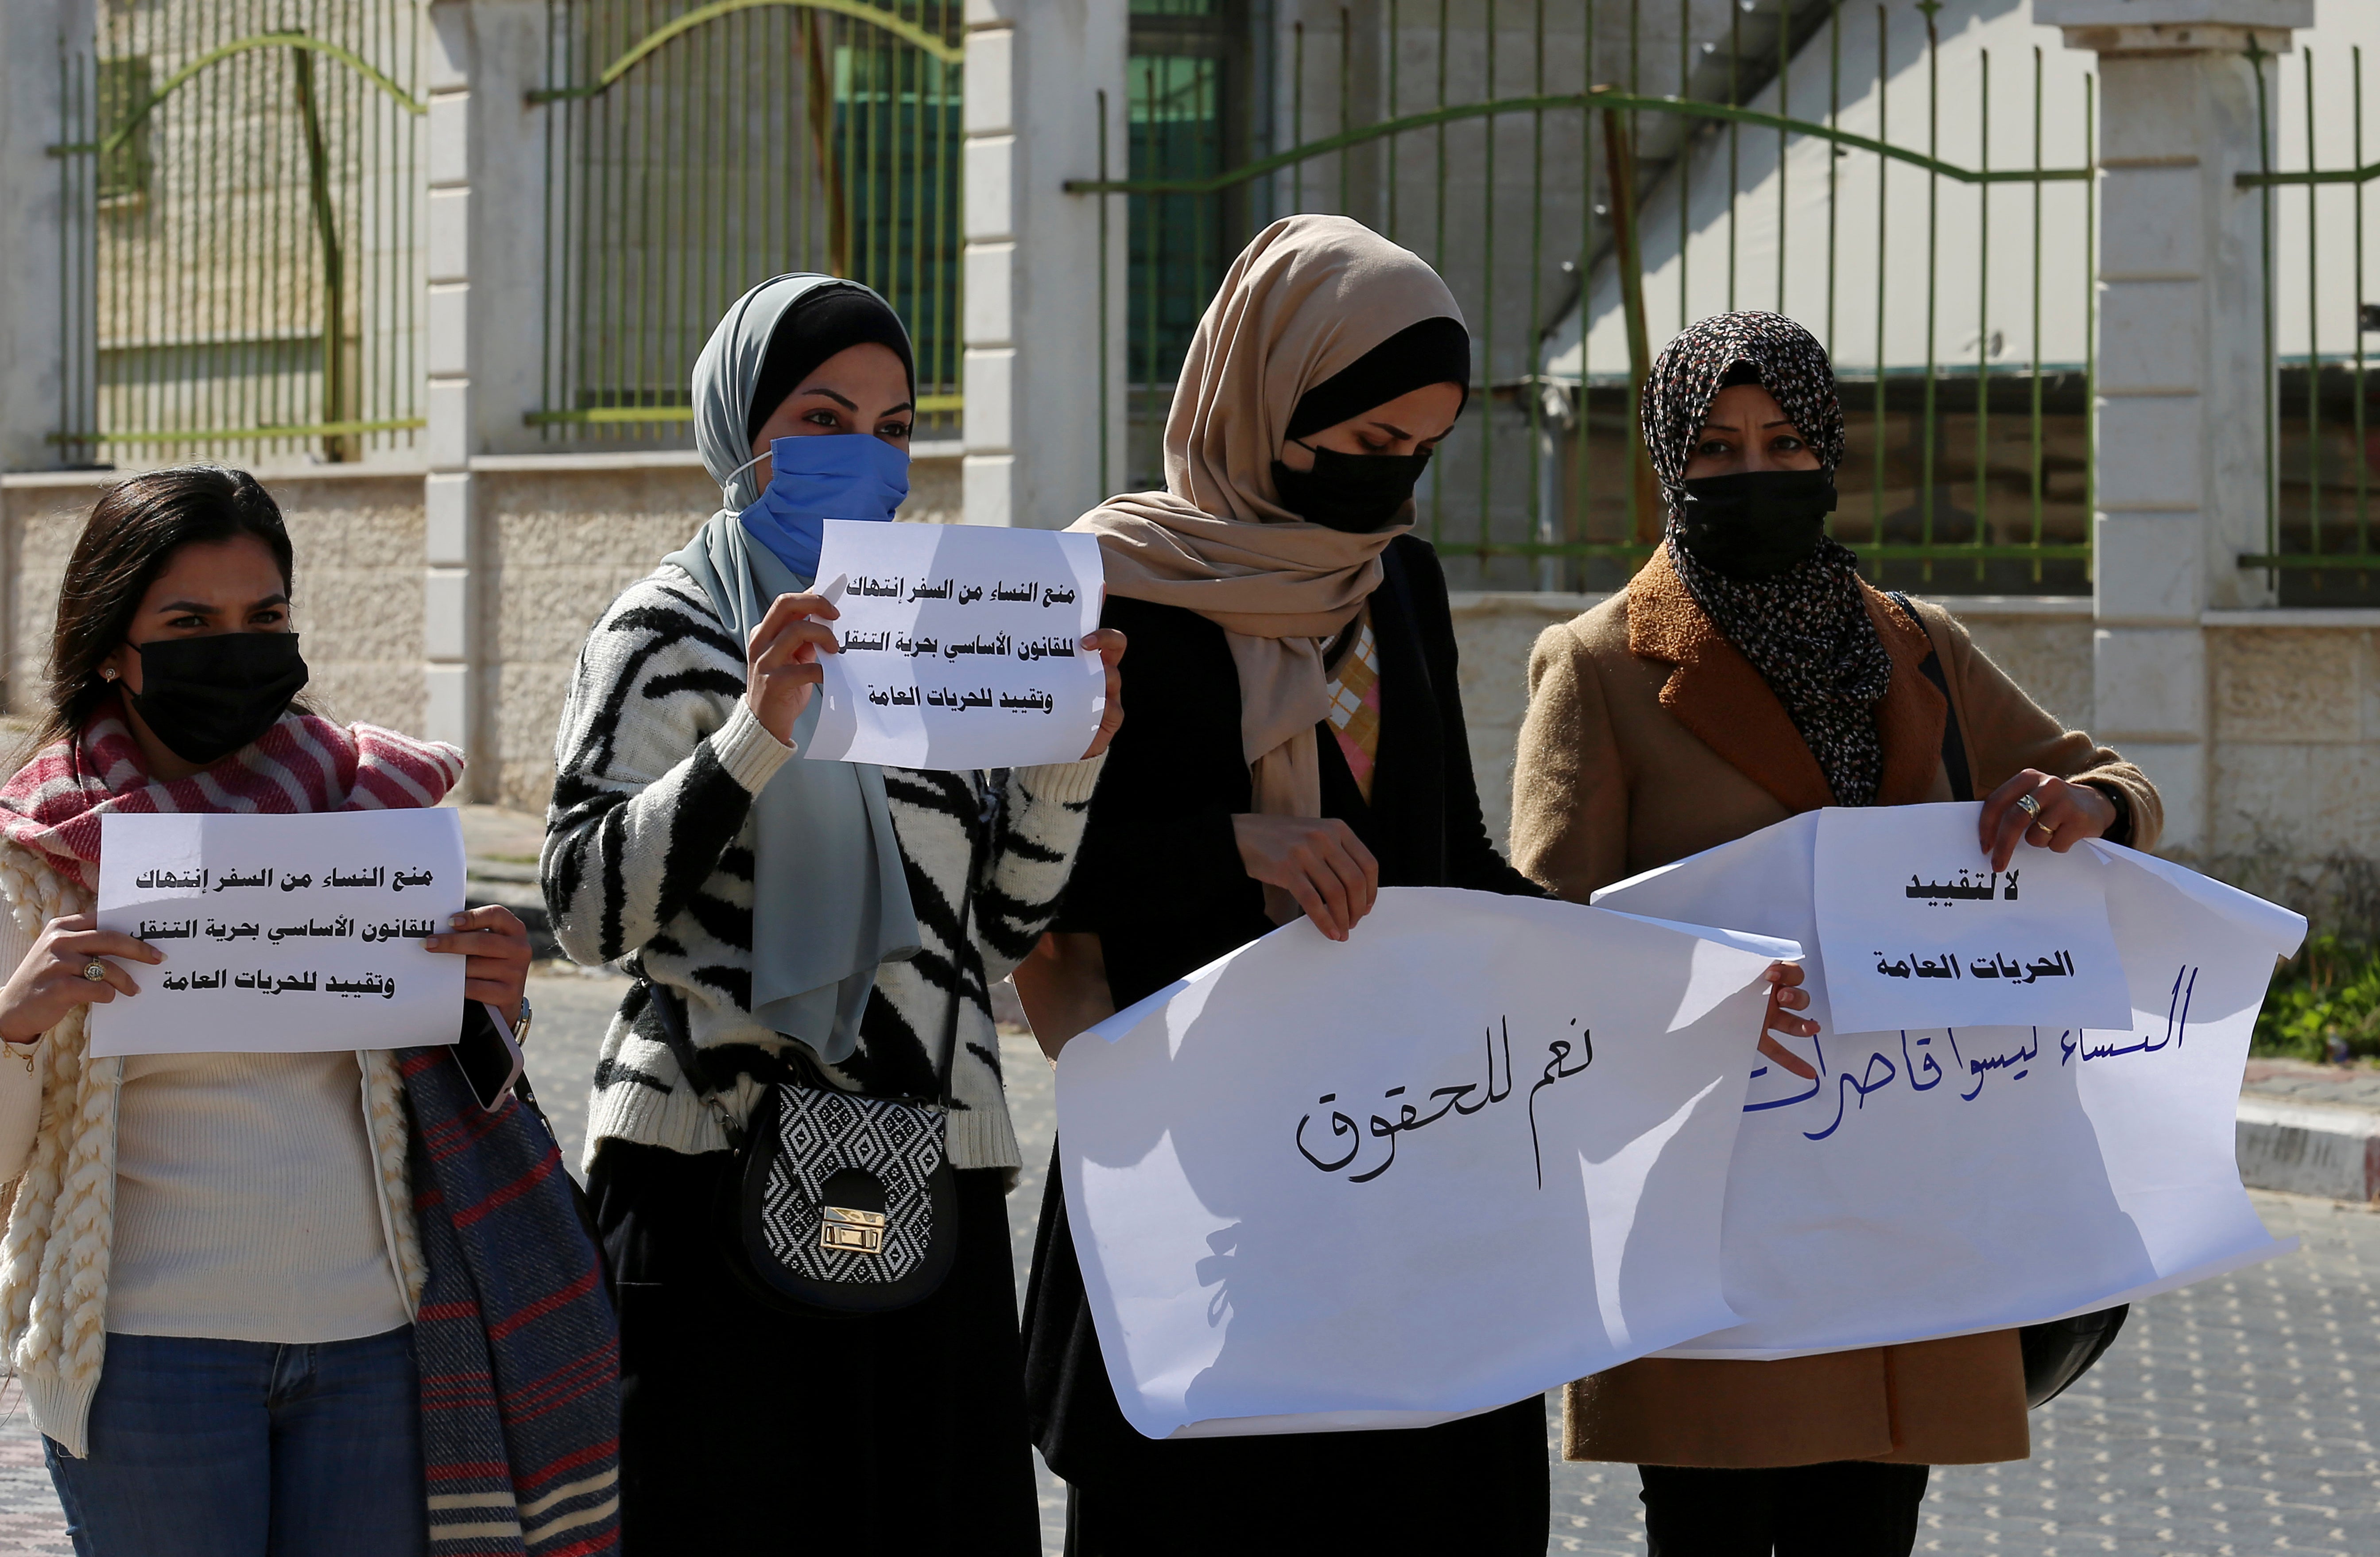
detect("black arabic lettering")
[1295,1095,1363,1172]
[1524,1022,1595,1189]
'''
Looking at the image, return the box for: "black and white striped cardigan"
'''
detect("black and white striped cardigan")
[541,563,1103,1175]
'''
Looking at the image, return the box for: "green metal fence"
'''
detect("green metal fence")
[51,4,425,463]
[529,0,964,444]
[1084,0,2101,594]
[2240,40,2380,602]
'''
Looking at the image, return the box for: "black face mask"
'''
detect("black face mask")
[1674,469,1838,579]
[127,633,310,766]
[1271,443,1433,533]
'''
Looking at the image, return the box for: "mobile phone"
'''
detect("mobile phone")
[454,1001,525,1113]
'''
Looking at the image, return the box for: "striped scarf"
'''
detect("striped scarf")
[404,1048,621,1553]
[0,707,621,1554]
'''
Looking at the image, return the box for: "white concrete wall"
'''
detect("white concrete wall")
[963,0,1128,529]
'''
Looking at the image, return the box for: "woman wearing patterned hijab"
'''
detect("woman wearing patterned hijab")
[1509,311,2164,1555]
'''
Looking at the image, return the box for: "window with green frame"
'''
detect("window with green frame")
[1127,0,1242,419]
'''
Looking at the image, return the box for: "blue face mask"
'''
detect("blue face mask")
[732,433,911,580]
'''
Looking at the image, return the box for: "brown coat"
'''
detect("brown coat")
[1511,551,2161,1469]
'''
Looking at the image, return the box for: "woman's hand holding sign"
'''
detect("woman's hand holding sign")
[1079,628,1128,761]
[744,590,844,746]
[0,913,163,1042]
[1232,816,1380,942]
[1977,769,2118,871]
[426,905,533,1016]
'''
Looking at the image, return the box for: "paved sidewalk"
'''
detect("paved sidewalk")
[2241,1056,2380,1110]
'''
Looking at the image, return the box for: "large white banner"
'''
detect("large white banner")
[1593,806,2305,1359]
[1056,889,1795,1440]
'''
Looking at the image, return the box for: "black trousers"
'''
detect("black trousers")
[1060,1397,1550,1557]
[1638,1462,1930,1557]
[590,1141,1041,1556]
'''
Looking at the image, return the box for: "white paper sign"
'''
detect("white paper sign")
[803,520,1105,770]
[92,810,467,1057]
[1814,804,2131,1033]
[1057,888,1797,1440]
[1593,815,2304,1359]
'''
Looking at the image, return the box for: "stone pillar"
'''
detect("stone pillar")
[422,0,547,796]
[2039,0,2308,858]
[0,0,96,472]
[962,0,1127,530]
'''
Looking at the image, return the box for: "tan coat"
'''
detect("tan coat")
[1511,551,2161,1469]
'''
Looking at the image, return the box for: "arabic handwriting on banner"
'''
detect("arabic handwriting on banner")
[93,810,465,1057]
[1593,810,2302,1363]
[1057,888,1794,1441]
[805,521,1105,770]
[1295,1017,1594,1187]
[1752,961,2203,1144]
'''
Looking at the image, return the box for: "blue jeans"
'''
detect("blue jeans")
[45,1327,426,1557]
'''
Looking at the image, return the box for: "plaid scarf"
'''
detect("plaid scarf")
[0,706,621,1554]
[0,704,464,889]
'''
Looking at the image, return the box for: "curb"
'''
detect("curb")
[2237,1095,2380,1202]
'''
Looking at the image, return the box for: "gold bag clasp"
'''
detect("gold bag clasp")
[821,1204,886,1255]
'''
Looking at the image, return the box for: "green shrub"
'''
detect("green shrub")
[2253,936,2380,1061]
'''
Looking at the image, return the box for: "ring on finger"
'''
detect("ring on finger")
[2014,792,2044,820]
[80,960,108,983]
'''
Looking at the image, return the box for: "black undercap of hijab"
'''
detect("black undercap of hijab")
[1640,312,1894,807]
[1283,316,1472,441]
[744,283,918,445]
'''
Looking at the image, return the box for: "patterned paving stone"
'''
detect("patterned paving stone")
[1547,1190,2380,1555]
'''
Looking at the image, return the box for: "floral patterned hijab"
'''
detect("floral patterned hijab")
[1640,311,1893,807]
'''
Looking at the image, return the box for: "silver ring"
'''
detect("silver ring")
[80,961,107,983]
[2014,793,2043,819]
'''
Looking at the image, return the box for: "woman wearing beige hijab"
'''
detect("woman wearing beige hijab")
[1018,215,1812,1554]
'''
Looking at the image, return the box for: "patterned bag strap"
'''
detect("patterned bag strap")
[636,972,750,1151]
[934,852,976,1113]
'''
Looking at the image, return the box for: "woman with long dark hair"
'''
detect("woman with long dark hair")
[0,466,613,1556]
[1511,310,2163,1556]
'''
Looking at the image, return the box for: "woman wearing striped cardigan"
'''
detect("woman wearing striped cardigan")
[543,275,1122,1553]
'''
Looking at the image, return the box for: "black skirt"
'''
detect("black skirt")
[590,1140,1041,1556]
[1025,1153,1550,1557]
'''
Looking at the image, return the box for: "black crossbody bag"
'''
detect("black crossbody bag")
[1888,591,2128,1407]
[638,884,972,1316]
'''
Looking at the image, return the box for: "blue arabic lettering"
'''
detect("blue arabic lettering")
[1803,1049,1899,1142]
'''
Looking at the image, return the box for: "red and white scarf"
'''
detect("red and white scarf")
[0,704,463,889]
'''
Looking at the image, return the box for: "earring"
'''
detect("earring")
[99,668,118,683]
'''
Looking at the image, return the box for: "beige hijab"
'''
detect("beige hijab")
[1071,214,1467,854]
